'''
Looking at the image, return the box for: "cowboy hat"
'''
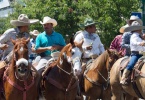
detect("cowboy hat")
[124,21,145,32]
[40,16,57,27]
[119,24,129,33]
[127,15,143,25]
[30,30,39,36]
[10,14,39,26]
[79,18,97,28]
[51,51,60,60]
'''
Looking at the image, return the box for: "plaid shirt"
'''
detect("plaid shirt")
[121,32,132,56]
[110,35,125,56]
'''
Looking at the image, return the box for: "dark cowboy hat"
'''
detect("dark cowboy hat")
[79,18,97,28]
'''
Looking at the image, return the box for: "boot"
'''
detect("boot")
[120,69,130,85]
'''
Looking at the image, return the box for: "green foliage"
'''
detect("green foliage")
[0,0,140,47]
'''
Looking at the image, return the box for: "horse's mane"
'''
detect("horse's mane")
[90,50,109,70]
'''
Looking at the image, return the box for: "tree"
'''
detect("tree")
[0,0,140,47]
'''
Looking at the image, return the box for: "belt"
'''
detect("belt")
[131,51,139,54]
[82,58,92,60]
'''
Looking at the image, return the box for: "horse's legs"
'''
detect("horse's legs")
[133,97,139,100]
[111,84,123,100]
[125,94,138,100]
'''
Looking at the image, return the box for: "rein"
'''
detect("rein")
[57,65,73,75]
[84,55,115,88]
[3,67,35,100]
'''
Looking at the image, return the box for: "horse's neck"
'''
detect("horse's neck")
[57,60,73,81]
[90,54,109,82]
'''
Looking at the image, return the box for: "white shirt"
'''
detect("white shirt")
[74,30,105,58]
[0,28,31,59]
[130,32,145,51]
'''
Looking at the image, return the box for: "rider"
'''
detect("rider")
[109,24,128,56]
[121,15,143,56]
[120,21,145,85]
[33,16,66,74]
[0,14,39,62]
[74,18,105,65]
[29,30,40,63]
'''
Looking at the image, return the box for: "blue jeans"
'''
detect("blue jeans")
[126,53,142,71]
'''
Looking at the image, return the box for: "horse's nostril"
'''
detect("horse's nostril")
[18,69,21,72]
[24,69,27,72]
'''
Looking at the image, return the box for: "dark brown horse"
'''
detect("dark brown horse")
[42,41,83,100]
[3,38,40,100]
[80,49,121,100]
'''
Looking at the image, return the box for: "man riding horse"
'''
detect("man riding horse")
[74,18,105,66]
[0,14,39,62]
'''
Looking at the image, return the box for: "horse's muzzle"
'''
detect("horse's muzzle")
[17,63,28,74]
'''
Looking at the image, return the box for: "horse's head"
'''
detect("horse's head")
[107,49,121,67]
[11,37,30,80]
[58,38,83,76]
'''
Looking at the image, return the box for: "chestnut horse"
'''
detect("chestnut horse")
[81,49,121,100]
[110,57,145,100]
[3,38,40,100]
[42,41,83,100]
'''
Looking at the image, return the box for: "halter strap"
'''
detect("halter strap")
[3,68,35,100]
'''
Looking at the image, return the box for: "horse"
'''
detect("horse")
[80,49,121,100]
[110,57,145,100]
[41,40,83,100]
[3,38,40,100]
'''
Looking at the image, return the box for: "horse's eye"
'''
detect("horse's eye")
[72,51,74,55]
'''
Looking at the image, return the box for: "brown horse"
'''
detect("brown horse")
[3,38,40,100]
[42,41,83,100]
[80,49,121,100]
[110,57,145,100]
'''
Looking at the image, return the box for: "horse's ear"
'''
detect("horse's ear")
[25,38,30,44]
[107,49,111,55]
[69,37,74,45]
[11,38,16,45]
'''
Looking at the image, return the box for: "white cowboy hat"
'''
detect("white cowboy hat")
[51,51,60,60]
[124,21,145,32]
[40,16,57,27]
[127,15,143,25]
[10,14,39,26]
[30,30,39,36]
[119,24,129,33]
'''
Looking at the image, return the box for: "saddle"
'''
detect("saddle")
[120,56,145,82]
[42,59,57,79]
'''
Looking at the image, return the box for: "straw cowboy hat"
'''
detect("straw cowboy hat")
[127,15,143,25]
[40,16,57,27]
[119,24,129,33]
[79,18,97,28]
[30,30,39,36]
[10,14,39,26]
[124,21,145,32]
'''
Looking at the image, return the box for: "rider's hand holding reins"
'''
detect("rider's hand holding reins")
[0,44,9,50]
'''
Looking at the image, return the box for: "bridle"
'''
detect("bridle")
[3,40,35,100]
